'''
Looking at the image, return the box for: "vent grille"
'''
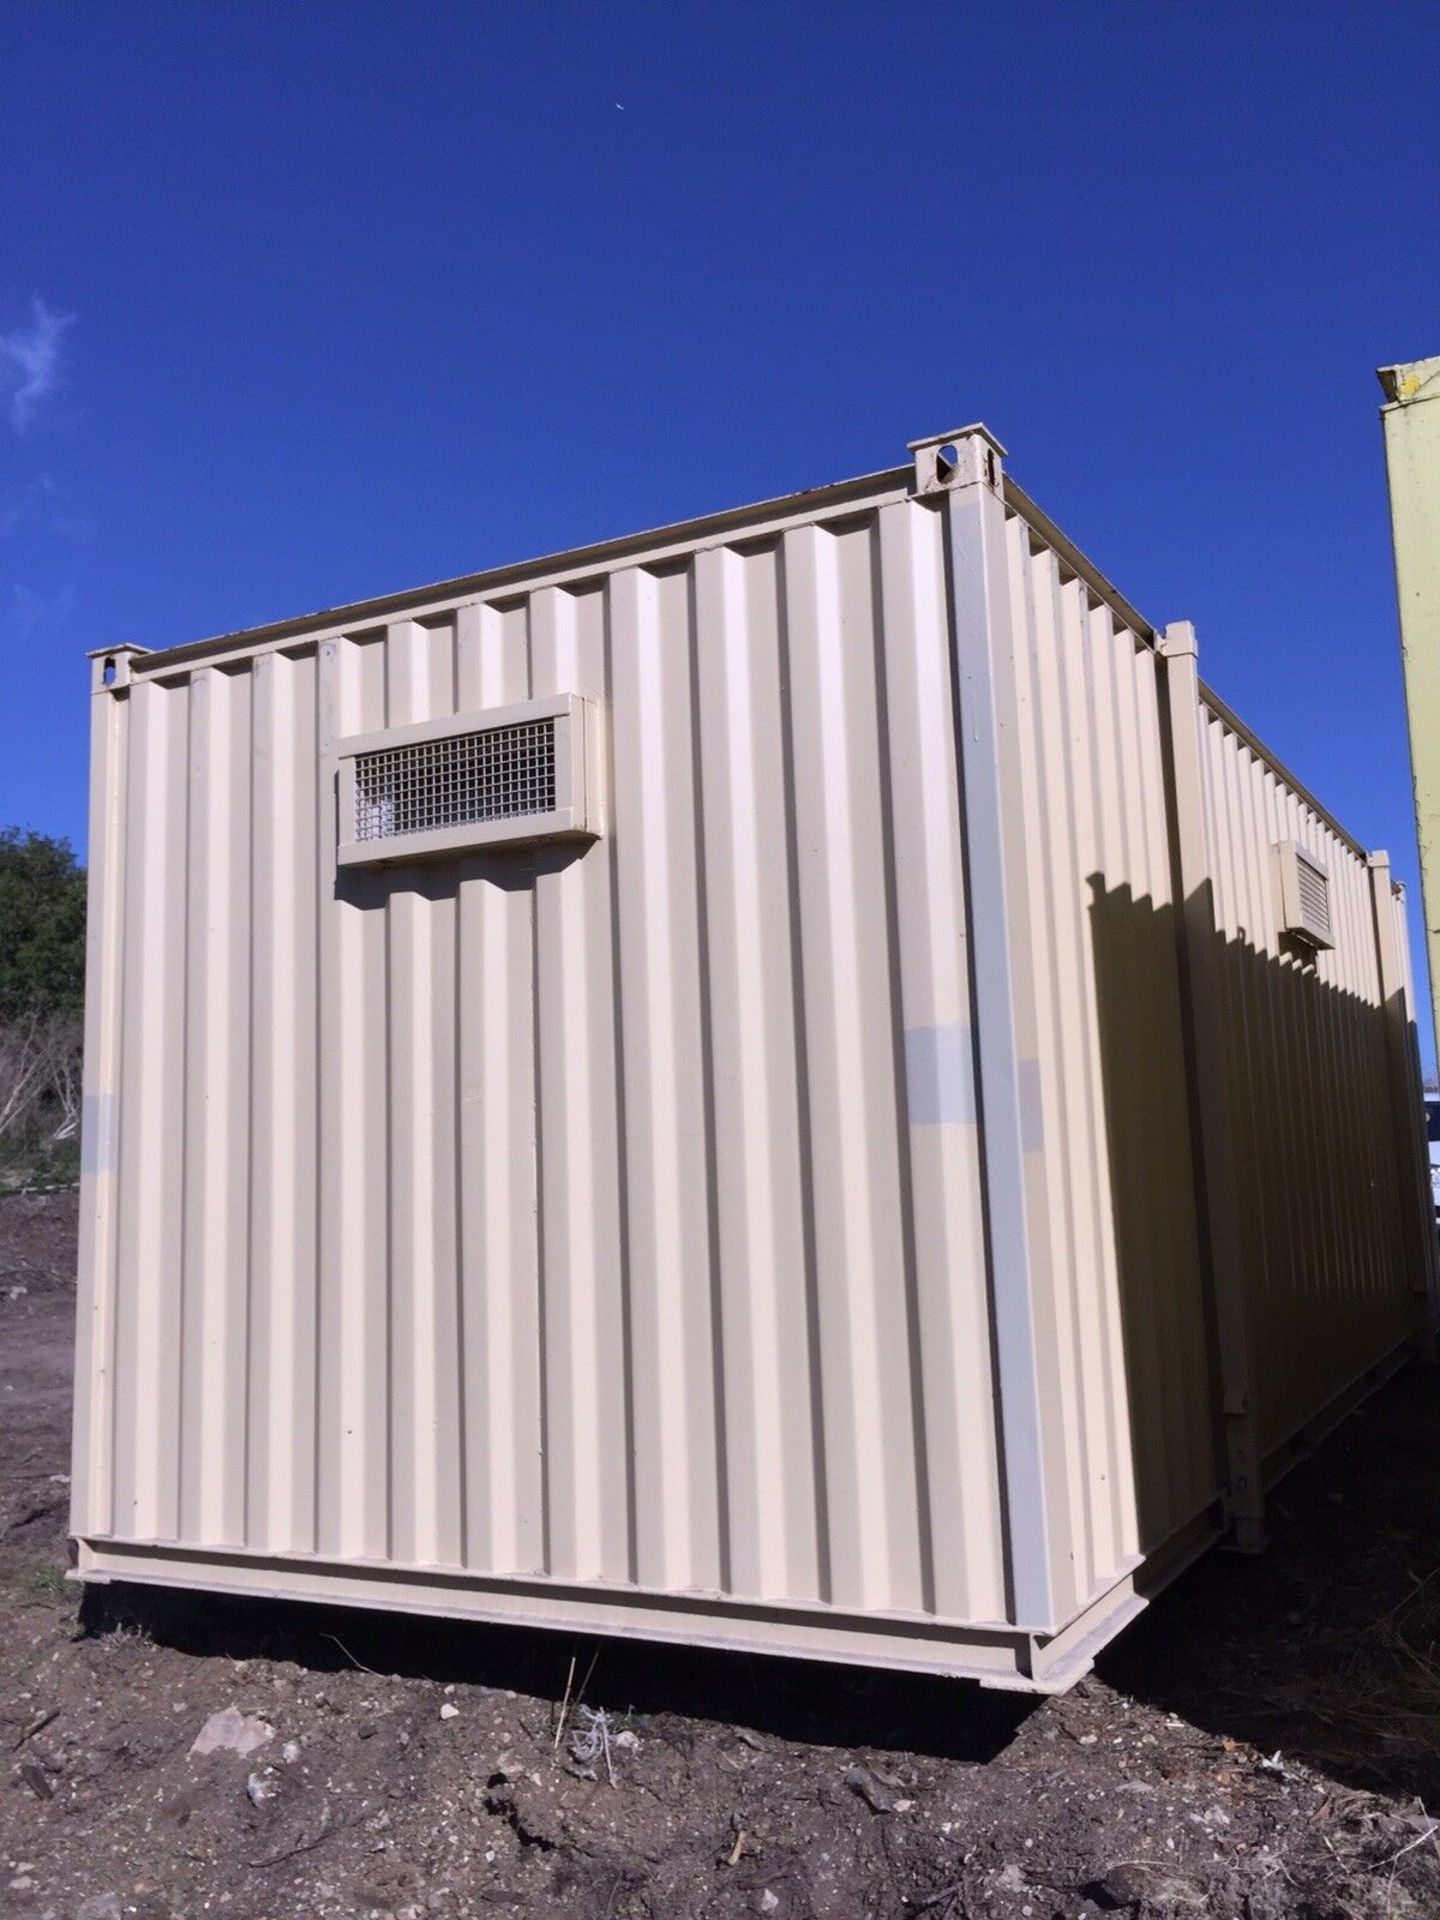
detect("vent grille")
[1276,840,1335,951]
[354,718,557,845]
[1294,853,1333,946]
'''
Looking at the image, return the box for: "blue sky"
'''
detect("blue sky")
[2,3,1437,1033]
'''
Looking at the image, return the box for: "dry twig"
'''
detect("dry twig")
[246,1817,354,1871]
[11,1707,58,1750]
[323,1632,384,1677]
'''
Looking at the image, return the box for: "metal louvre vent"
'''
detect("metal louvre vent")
[354,718,557,844]
[1276,840,1335,951]
[1294,853,1333,946]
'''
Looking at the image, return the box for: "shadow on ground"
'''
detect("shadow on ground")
[1102,1361,1440,1807]
[80,1579,1034,1767]
[83,1361,1440,1799]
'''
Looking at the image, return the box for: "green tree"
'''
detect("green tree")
[0,828,86,1018]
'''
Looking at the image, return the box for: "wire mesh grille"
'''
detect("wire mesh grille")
[354,718,557,843]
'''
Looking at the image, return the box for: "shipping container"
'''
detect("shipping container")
[71,424,1439,1690]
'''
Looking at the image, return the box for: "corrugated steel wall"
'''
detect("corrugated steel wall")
[77,492,1021,1631]
[1391,880,1440,1315]
[73,440,1433,1675]
[1002,511,1214,1608]
[1197,700,1412,1457]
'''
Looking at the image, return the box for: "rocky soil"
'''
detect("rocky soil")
[5,1190,1440,1918]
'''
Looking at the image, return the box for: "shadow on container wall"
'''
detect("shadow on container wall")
[1086,871,1416,1555]
[333,843,585,913]
[1087,871,1440,1803]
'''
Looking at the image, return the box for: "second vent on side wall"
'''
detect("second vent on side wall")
[1274,839,1335,951]
[335,692,600,866]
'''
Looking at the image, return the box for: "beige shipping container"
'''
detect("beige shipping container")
[72,424,1438,1691]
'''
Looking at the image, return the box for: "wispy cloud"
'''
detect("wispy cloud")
[0,298,75,433]
[2,473,57,539]
[0,473,91,544]
[6,579,77,638]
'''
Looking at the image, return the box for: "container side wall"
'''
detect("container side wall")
[316,634,392,1562]
[781,519,927,1612]
[81,493,1008,1635]
[1390,882,1440,1318]
[71,668,134,1542]
[453,600,544,1575]
[1379,360,1440,1067]
[691,543,824,1603]
[1197,703,1412,1456]
[178,666,254,1548]
[1001,512,1216,1605]
[530,582,632,1586]
[876,503,1007,1620]
[246,647,320,1554]
[111,679,190,1542]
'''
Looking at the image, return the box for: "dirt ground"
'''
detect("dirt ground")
[6,1194,1440,1919]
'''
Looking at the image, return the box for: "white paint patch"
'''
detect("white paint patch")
[81,1091,116,1179]
[904,1024,976,1125]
